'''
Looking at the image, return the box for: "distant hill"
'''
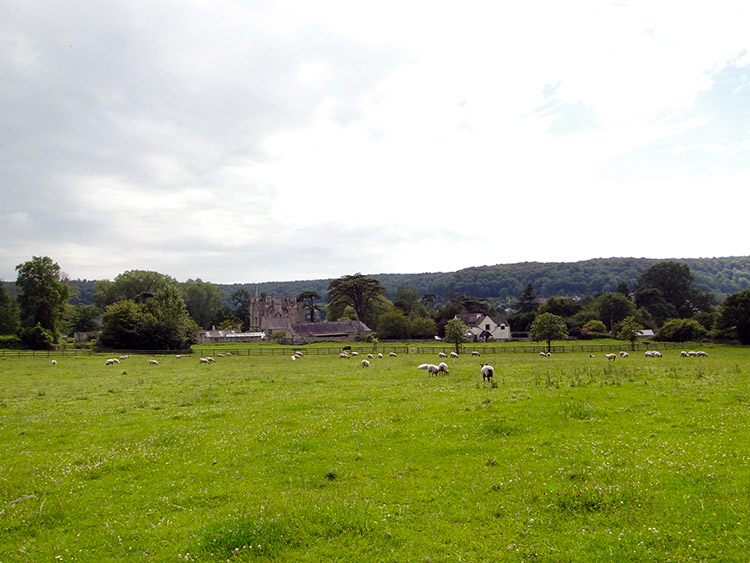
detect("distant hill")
[5,256,750,306]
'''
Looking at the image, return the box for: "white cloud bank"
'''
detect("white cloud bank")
[1,1,748,283]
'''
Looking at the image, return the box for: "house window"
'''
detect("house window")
[500,324,506,330]
[485,324,490,330]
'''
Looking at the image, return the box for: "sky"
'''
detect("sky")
[2,1,749,284]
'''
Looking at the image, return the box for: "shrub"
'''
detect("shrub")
[0,334,23,349]
[655,318,708,342]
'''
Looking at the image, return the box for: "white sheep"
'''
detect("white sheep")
[51,359,57,366]
[175,354,182,359]
[471,351,481,357]
[438,352,447,359]
[418,363,441,375]
[619,351,629,358]
[481,363,494,382]
[367,353,374,359]
[389,352,398,357]
[291,355,297,361]
[119,355,130,360]
[105,358,119,365]
[438,362,449,374]
[695,351,708,357]
[605,353,617,361]
[540,352,551,358]
[377,353,383,359]
[361,359,370,368]
[450,352,459,359]
[351,351,359,357]
[149,359,160,365]
[339,352,350,359]
[199,357,211,364]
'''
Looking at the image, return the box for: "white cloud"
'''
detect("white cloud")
[1,0,749,283]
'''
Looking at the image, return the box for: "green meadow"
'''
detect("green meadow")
[1,346,748,562]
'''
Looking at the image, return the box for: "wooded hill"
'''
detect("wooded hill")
[5,256,750,306]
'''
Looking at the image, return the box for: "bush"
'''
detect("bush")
[655,318,708,342]
[0,334,23,349]
[19,324,55,350]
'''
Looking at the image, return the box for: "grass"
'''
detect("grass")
[1,346,748,561]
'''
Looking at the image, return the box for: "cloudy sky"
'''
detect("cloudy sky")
[2,1,749,284]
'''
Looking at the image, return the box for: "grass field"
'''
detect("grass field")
[1,345,748,561]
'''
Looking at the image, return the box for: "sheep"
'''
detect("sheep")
[438,352,448,359]
[294,351,304,358]
[217,353,225,358]
[471,351,481,357]
[361,359,370,368]
[480,363,494,382]
[205,356,216,363]
[605,353,617,361]
[418,363,441,376]
[351,351,359,357]
[175,354,182,359]
[339,352,350,359]
[389,352,398,357]
[450,352,459,359]
[695,351,708,357]
[291,355,297,361]
[619,351,629,358]
[149,359,160,365]
[367,353,374,359]
[378,353,383,359]
[539,352,551,358]
[645,350,663,358]
[51,359,57,366]
[438,362,450,375]
[105,358,119,366]
[199,357,211,364]
[119,355,130,360]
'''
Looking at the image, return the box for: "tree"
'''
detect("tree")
[634,261,712,321]
[594,292,637,331]
[65,304,100,333]
[410,316,437,339]
[517,283,538,314]
[377,310,411,340]
[616,316,643,350]
[94,270,177,309]
[444,317,470,355]
[530,312,568,352]
[15,256,71,341]
[327,273,385,328]
[296,291,322,323]
[716,289,750,344]
[538,296,581,318]
[100,286,198,350]
[656,318,708,343]
[230,289,254,331]
[182,278,223,329]
[0,282,20,335]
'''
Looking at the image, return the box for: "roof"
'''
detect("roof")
[455,314,510,328]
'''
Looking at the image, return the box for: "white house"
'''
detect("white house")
[455,313,511,342]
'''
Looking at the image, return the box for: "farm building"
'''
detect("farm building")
[198,329,265,344]
[455,313,511,342]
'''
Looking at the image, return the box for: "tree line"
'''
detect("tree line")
[3,256,750,350]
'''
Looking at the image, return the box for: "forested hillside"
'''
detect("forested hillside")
[4,256,750,305]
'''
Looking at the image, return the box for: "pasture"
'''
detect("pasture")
[1,346,748,561]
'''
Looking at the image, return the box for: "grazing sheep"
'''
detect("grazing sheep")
[418,363,441,376]
[294,351,304,358]
[367,353,374,359]
[205,356,216,363]
[217,353,225,358]
[619,351,629,358]
[105,358,119,366]
[471,351,481,357]
[438,362,449,374]
[175,354,182,359]
[351,351,359,357]
[389,352,398,357]
[339,352,350,359]
[51,359,57,366]
[149,359,160,365]
[378,353,383,359]
[645,350,663,358]
[605,353,617,361]
[119,355,130,360]
[291,355,297,361]
[199,357,210,364]
[695,351,708,357]
[361,359,370,368]
[438,352,447,359]
[539,352,551,358]
[480,363,494,382]
[589,354,596,358]
[450,352,459,359]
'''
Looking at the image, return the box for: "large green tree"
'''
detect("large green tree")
[100,286,197,350]
[15,256,71,341]
[182,278,223,329]
[94,270,177,309]
[716,289,750,344]
[327,273,385,328]
[0,282,20,335]
[634,261,713,323]
[594,292,637,331]
[377,309,411,340]
[530,312,568,352]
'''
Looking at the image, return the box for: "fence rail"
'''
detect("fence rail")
[0,342,686,358]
